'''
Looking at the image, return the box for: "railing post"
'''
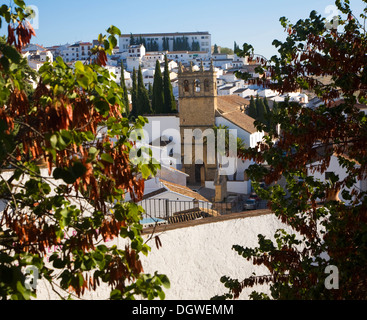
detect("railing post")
[165,199,169,219]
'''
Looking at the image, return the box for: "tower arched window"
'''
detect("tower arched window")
[195,79,201,92]
[204,79,210,92]
[184,80,189,92]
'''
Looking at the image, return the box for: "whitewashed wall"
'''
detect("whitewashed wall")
[205,180,250,194]
[35,213,294,300]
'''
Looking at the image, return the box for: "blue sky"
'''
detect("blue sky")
[1,0,366,58]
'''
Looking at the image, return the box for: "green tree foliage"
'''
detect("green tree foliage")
[255,95,268,125]
[130,67,138,119]
[247,96,257,119]
[129,33,135,45]
[173,36,191,51]
[146,39,158,52]
[120,61,130,118]
[0,1,169,300]
[162,37,169,51]
[247,96,272,127]
[213,44,219,54]
[163,55,176,113]
[220,47,234,55]
[152,60,165,114]
[263,97,270,114]
[137,65,152,115]
[148,82,153,102]
[216,0,367,300]
[191,40,200,52]
[233,41,240,54]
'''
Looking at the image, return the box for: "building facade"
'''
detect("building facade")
[119,32,211,53]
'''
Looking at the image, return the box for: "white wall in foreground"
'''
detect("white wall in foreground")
[139,213,292,300]
[35,213,293,300]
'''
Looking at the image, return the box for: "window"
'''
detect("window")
[184,80,189,92]
[194,79,201,92]
[325,171,338,182]
[204,79,210,92]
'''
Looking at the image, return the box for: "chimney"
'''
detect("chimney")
[214,165,227,202]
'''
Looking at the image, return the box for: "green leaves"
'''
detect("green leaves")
[2,45,21,64]
[100,153,113,164]
[95,25,121,56]
[106,25,121,36]
[0,1,168,300]
[121,272,170,300]
[53,162,86,184]
[94,99,110,116]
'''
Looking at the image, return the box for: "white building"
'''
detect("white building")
[218,84,237,96]
[22,44,54,71]
[60,42,92,62]
[307,153,367,205]
[166,51,210,66]
[138,94,263,195]
[141,52,165,69]
[125,44,146,72]
[119,32,212,53]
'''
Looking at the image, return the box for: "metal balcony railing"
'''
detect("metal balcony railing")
[139,198,242,227]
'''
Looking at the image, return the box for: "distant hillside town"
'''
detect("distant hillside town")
[22,31,309,109]
[20,31,367,225]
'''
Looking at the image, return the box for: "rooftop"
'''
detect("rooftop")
[160,180,210,202]
[120,31,210,38]
[141,179,210,202]
[216,95,256,134]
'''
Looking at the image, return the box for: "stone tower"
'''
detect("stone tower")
[178,62,217,185]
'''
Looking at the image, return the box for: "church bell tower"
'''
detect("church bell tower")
[178,62,218,185]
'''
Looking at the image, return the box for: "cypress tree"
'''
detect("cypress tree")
[256,95,267,125]
[130,33,135,45]
[270,100,279,131]
[152,60,165,114]
[137,65,152,115]
[148,82,153,102]
[247,96,257,119]
[130,67,138,118]
[173,38,177,51]
[263,97,271,127]
[120,61,130,118]
[263,97,270,114]
[192,40,200,51]
[163,55,176,113]
[272,100,279,115]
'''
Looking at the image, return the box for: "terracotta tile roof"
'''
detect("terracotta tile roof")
[217,95,250,111]
[216,95,256,134]
[329,99,366,110]
[160,180,210,202]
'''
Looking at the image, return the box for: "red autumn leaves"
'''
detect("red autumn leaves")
[7,20,35,52]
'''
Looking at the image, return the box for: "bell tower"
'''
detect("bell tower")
[178,62,218,185]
